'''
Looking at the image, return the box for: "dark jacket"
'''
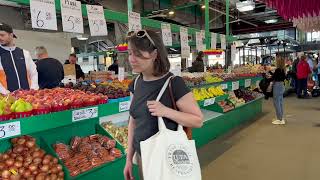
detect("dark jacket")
[189,59,204,72]
[36,58,64,89]
[108,63,119,74]
[75,64,85,79]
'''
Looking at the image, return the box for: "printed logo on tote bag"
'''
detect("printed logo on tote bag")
[167,144,194,177]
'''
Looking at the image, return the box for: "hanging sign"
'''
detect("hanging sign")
[118,67,125,82]
[181,46,190,58]
[211,33,217,49]
[128,11,142,32]
[87,5,108,36]
[0,121,21,139]
[231,43,236,64]
[61,0,83,33]
[161,23,172,46]
[30,0,57,30]
[220,34,226,50]
[180,27,189,58]
[196,31,205,52]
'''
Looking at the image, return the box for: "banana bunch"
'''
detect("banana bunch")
[204,74,223,83]
[192,86,225,101]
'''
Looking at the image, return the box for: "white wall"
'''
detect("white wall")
[13,30,72,63]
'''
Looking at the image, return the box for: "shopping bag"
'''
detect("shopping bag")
[140,76,201,180]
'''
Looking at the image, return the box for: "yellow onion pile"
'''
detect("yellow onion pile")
[0,135,64,180]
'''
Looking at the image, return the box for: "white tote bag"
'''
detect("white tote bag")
[140,76,202,180]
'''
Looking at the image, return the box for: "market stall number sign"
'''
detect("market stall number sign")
[245,79,251,88]
[221,84,228,90]
[0,121,21,139]
[119,101,131,112]
[232,81,239,91]
[204,98,215,107]
[72,107,98,122]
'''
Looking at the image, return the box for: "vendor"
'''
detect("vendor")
[68,53,85,80]
[108,60,119,74]
[0,23,38,94]
[189,51,205,72]
[35,46,64,89]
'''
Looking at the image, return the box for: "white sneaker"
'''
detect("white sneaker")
[272,120,285,125]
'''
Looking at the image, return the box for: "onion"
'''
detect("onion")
[26,141,36,148]
[52,158,58,164]
[23,170,31,178]
[35,173,46,180]
[14,161,23,168]
[38,150,45,158]
[18,167,25,174]
[10,153,17,158]
[1,170,10,178]
[50,173,58,180]
[0,162,6,169]
[16,155,24,162]
[5,158,14,166]
[17,138,26,145]
[2,154,9,160]
[10,174,21,180]
[56,164,62,171]
[42,158,50,165]
[51,167,58,174]
[33,158,42,165]
[13,145,24,153]
[25,156,33,163]
[27,177,35,180]
[43,155,52,160]
[33,170,39,175]
[40,165,49,172]
[32,151,41,159]
[28,164,38,172]
[58,171,64,177]
[11,138,19,144]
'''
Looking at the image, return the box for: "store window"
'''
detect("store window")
[306,31,320,42]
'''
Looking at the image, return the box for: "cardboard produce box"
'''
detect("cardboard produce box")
[89,71,114,81]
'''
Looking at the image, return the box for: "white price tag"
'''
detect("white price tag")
[211,33,217,49]
[245,79,251,88]
[87,5,108,36]
[180,27,188,47]
[128,11,142,31]
[196,31,205,52]
[181,45,190,58]
[72,107,98,122]
[256,80,260,88]
[119,101,131,112]
[118,67,125,82]
[220,34,226,50]
[61,0,83,33]
[0,121,21,139]
[203,98,215,107]
[232,81,239,90]
[221,84,228,90]
[161,23,172,46]
[30,0,57,30]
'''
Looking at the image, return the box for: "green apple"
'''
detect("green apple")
[25,103,33,112]
[15,103,26,113]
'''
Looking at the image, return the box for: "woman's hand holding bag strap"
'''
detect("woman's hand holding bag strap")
[168,76,193,140]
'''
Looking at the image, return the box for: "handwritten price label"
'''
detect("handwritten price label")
[245,79,251,88]
[221,84,228,90]
[72,107,98,122]
[119,101,131,112]
[232,81,239,91]
[0,121,21,139]
[203,98,215,107]
[30,0,57,30]
[61,0,83,33]
[128,11,142,31]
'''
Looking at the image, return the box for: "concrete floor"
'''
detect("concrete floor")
[199,95,320,180]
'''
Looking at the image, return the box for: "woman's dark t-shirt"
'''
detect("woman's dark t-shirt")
[128,73,190,155]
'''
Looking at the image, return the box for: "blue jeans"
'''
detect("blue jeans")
[297,78,308,97]
[273,82,285,120]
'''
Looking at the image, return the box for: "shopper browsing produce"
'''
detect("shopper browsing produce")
[35,46,64,89]
[68,53,85,80]
[297,55,311,98]
[124,30,203,180]
[108,59,119,74]
[0,23,38,95]
[271,58,286,125]
[189,51,205,72]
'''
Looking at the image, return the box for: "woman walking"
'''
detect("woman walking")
[272,57,286,125]
[123,30,203,180]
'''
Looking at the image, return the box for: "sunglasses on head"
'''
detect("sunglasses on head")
[127,30,156,48]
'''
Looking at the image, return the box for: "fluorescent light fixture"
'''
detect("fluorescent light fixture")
[265,19,278,24]
[76,35,88,40]
[170,48,178,52]
[201,5,206,9]
[236,0,255,12]
[168,10,175,15]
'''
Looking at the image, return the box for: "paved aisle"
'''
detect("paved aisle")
[199,96,320,180]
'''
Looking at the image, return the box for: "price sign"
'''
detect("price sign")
[30,0,57,30]
[0,121,21,139]
[87,5,108,36]
[128,11,141,32]
[119,101,131,112]
[256,80,260,88]
[220,34,226,50]
[72,107,98,122]
[61,0,83,33]
[196,31,205,52]
[181,45,190,58]
[245,79,251,88]
[161,23,172,46]
[211,33,217,49]
[232,81,239,91]
[221,84,228,90]
[203,98,215,107]
[118,67,125,82]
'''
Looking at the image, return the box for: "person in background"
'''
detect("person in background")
[271,58,286,125]
[307,54,314,72]
[68,53,85,80]
[123,30,203,180]
[0,23,38,94]
[292,57,300,93]
[316,57,320,86]
[108,60,119,74]
[35,46,64,89]
[189,51,205,72]
[297,55,311,98]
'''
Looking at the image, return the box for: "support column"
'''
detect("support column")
[205,0,210,49]
[127,0,133,12]
[226,0,230,40]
